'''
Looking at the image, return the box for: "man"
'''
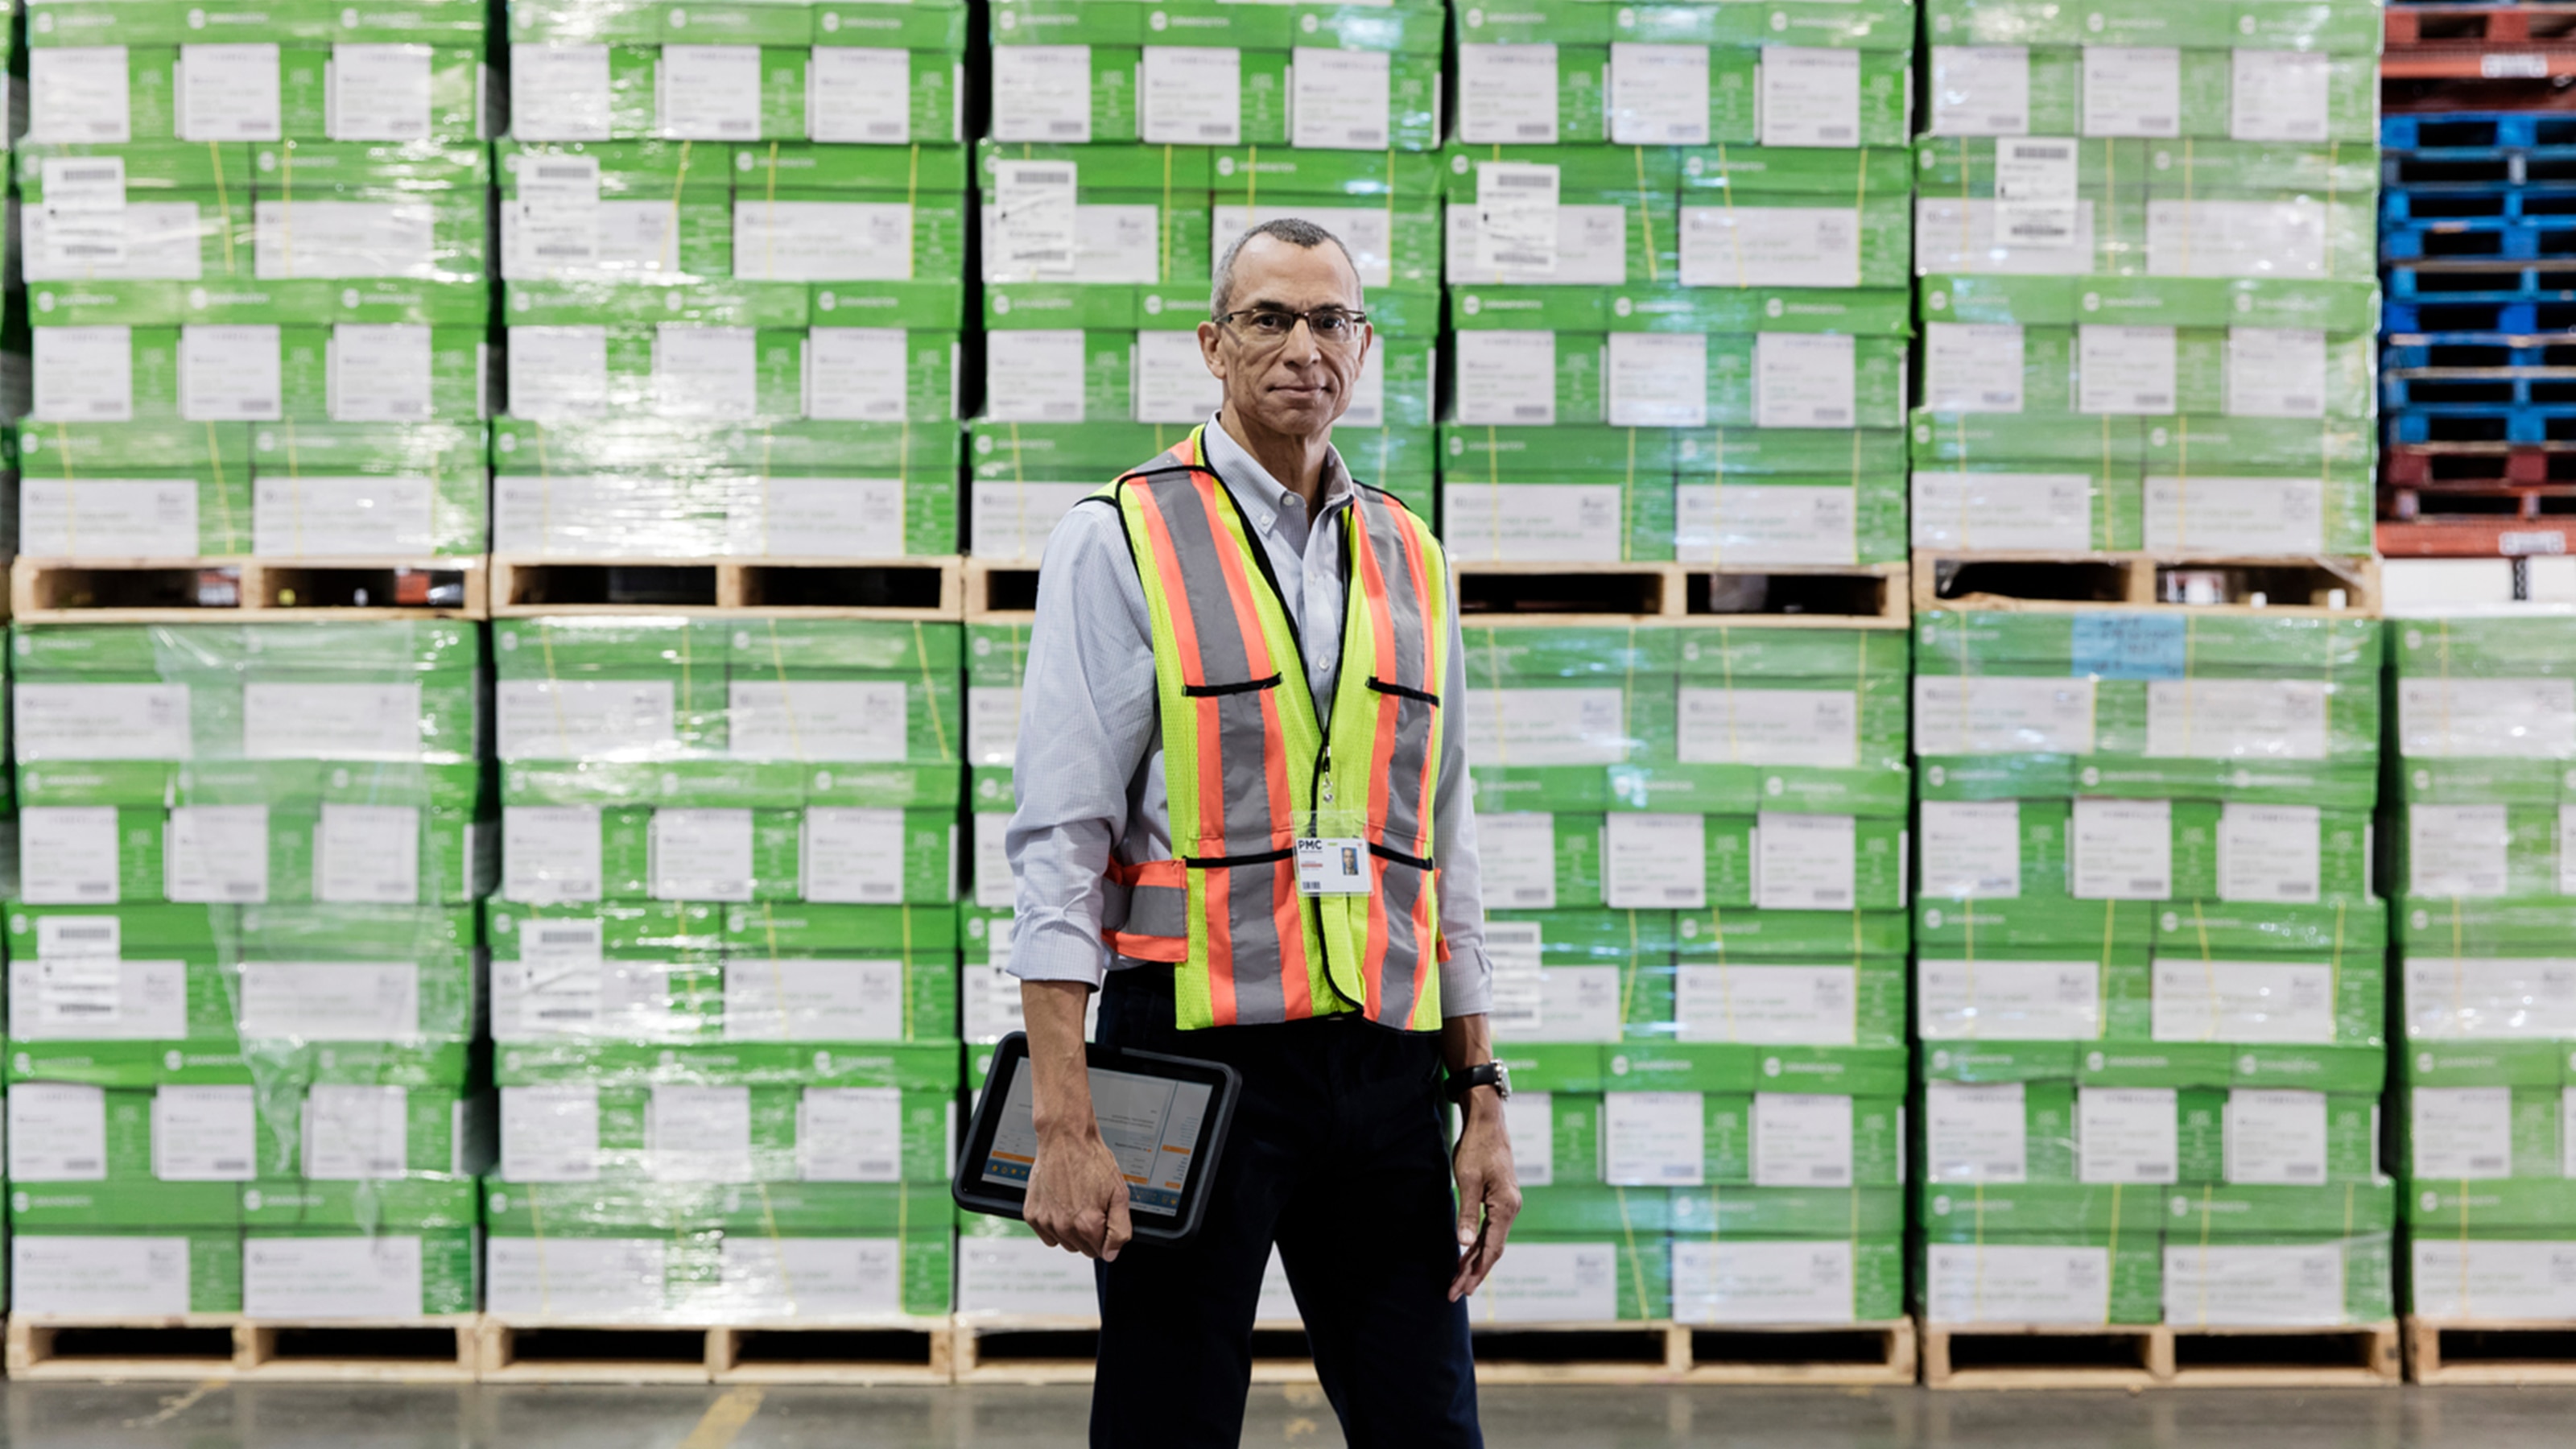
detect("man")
[1005,217,1518,1447]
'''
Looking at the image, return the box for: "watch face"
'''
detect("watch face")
[1491,1063,1512,1100]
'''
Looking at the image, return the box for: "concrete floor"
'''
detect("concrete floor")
[3,1382,2576,1447]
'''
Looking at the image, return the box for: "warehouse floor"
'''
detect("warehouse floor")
[7,1381,2576,1447]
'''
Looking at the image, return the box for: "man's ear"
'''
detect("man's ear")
[1197,320,1226,380]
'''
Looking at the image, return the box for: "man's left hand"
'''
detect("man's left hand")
[1447,1092,1520,1302]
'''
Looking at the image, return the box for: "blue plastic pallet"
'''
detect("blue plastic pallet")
[2392,406,2576,444]
[2385,113,2576,151]
[2384,370,2576,407]
[2387,262,2576,300]
[2388,151,2576,187]
[2387,218,2576,259]
[2386,333,2576,368]
[2385,183,2576,223]
[2385,298,2576,331]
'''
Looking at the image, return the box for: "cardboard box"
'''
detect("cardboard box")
[1594,1088,1902,1186]
[6,1081,493,1184]
[1922,45,2378,142]
[495,1080,952,1183]
[10,1227,246,1314]
[1921,1079,2379,1184]
[17,803,491,905]
[975,142,1215,291]
[1917,797,2372,904]
[1440,144,1682,289]
[28,24,489,145]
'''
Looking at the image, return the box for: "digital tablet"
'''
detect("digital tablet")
[953,1031,1242,1244]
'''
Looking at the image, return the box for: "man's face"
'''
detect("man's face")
[1198,234,1373,439]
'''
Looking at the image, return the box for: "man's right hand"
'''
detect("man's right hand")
[1026,1130,1135,1261]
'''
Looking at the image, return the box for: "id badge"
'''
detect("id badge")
[1295,837,1372,896]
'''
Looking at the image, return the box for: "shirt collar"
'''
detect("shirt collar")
[1203,413,1352,535]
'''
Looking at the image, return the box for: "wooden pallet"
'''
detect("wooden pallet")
[2386,442,2576,488]
[1682,563,1910,629]
[489,555,963,618]
[949,1316,1320,1385]
[965,558,1040,622]
[2409,1316,2576,1384]
[2379,516,2576,555]
[1923,1319,2401,1390]
[477,1316,952,1385]
[1912,551,2380,617]
[1674,1318,1918,1385]
[1452,560,1909,629]
[10,556,487,621]
[5,1314,477,1381]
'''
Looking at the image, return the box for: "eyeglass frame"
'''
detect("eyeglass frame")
[1210,305,1372,348]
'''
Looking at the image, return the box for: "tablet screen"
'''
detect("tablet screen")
[979,1064,1217,1216]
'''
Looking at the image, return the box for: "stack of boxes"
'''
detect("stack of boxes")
[2389,617,2576,1320]
[1911,609,2395,1331]
[1469,621,1912,1327]
[7,621,489,1320]
[484,616,961,1324]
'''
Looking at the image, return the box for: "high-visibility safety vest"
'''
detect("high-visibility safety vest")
[1085,425,1453,1032]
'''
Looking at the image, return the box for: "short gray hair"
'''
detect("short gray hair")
[1211,217,1359,317]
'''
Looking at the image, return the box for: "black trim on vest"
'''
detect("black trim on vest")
[1183,674,1282,698]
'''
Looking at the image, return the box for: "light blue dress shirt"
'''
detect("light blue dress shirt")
[1002,415,1492,1017]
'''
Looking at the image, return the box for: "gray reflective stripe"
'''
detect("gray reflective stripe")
[1142,473,1290,858]
[1353,496,1440,853]
[1220,858,1292,1024]
[1373,854,1432,1026]
[1125,882,1188,940]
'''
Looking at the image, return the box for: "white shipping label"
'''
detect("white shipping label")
[800,809,910,905]
[2151,960,2335,1044]
[2405,958,2576,1040]
[31,47,134,144]
[1505,1094,1555,1187]
[989,159,1080,279]
[2562,807,2576,898]
[39,916,124,959]
[237,962,422,1039]
[496,679,676,760]
[1926,1243,2110,1324]
[1919,799,2022,899]
[11,958,188,1041]
[179,44,283,141]
[43,155,127,214]
[1525,966,1625,1045]
[1292,48,1390,150]
[1473,162,1562,276]
[1609,43,1710,145]
[1604,1092,1706,1187]
[316,804,421,906]
[805,328,910,422]
[655,325,758,420]
[254,475,439,556]
[1759,47,1860,147]
[734,201,914,283]
[2069,798,2172,901]
[1140,47,1241,146]
[303,1084,411,1179]
[486,1238,665,1317]
[244,682,424,761]
[1677,687,1860,768]
[658,44,762,140]
[1453,330,1557,426]
[1451,202,1629,287]
[2398,678,2576,759]
[2076,324,2177,414]
[511,45,613,140]
[2226,327,2329,418]
[1485,923,1543,1034]
[1917,196,2101,275]
[1672,1240,1856,1326]
[33,326,134,423]
[501,1084,602,1181]
[1674,482,1858,568]
[2076,1087,2177,1184]
[16,683,194,762]
[507,327,611,419]
[1754,812,1860,911]
[2144,679,2329,761]
[727,960,906,1043]
[720,1236,902,1317]
[1459,43,1560,144]
[14,1237,192,1316]
[807,47,914,144]
[502,806,605,905]
[2231,50,2330,143]
[1930,46,2032,136]
[649,808,756,902]
[1463,687,1626,766]
[2082,46,2181,137]
[1679,205,1862,289]
[1913,676,2097,757]
[2412,1087,2514,1179]
[1754,332,1856,427]
[2163,1243,2344,1327]
[1439,482,1624,562]
[990,47,1092,143]
[2224,1088,2328,1186]
[179,324,284,422]
[976,811,1013,909]
[649,1085,755,1182]
[1995,136,2082,248]
[19,807,123,906]
[152,1085,258,1181]
[1925,1080,2028,1183]
[729,476,906,559]
[493,960,691,1045]
[1468,1241,1621,1324]
[968,686,1023,767]
[2144,474,2325,555]
[984,329,1088,423]
[244,1236,424,1319]
[2218,803,2322,904]
[1604,332,1707,427]
[2412,1241,2576,1320]
[1925,323,2026,413]
[329,43,433,141]
[1752,1093,1853,1187]
[329,324,435,422]
[798,1088,905,1181]
[729,681,907,762]
[165,806,272,904]
[1130,330,1222,424]
[31,199,135,280]
[1918,958,2102,1040]
[254,200,436,280]
[1602,813,1707,910]
[2147,198,2326,279]
[956,1234,1100,1315]
[1479,813,1558,910]
[20,480,199,559]
[10,1084,109,1181]
[964,964,1027,1042]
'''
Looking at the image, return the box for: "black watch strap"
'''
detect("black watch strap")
[1445,1063,1505,1102]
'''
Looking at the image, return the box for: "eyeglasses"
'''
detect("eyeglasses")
[1214,306,1369,348]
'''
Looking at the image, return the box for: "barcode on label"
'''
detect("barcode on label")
[1979,391,2017,406]
[1491,172,1554,189]
[867,122,904,138]
[2470,1155,2507,1170]
[2132,394,2169,407]
[1344,130,1385,145]
[857,1158,897,1176]
[1047,122,1085,136]
[58,167,118,183]
[1817,126,1853,140]
[64,1158,100,1171]
[1197,124,1233,138]
[538,929,595,945]
[213,1158,249,1172]
[2137,116,2173,129]
[1492,250,1553,267]
[2016,144,2070,160]
[2281,395,2318,411]
[1983,1161,2020,1175]
[365,1156,403,1172]
[1516,123,1551,138]
[1657,1164,1696,1180]
[1512,404,1550,419]
[1810,1166,1845,1181]
[2135,1163,2169,1177]
[1012,167,1075,184]
[1508,887,1550,903]
[52,926,114,941]
[2284,1164,2320,1179]
[1810,889,1851,905]
[1810,408,1851,424]
[536,164,593,180]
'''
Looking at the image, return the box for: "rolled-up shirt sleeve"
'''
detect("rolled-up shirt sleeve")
[1431,579,1493,1018]
[1003,502,1160,989]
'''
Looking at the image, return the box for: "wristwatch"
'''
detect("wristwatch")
[1444,1062,1512,1103]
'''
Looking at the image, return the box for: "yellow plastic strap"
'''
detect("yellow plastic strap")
[914,621,953,761]
[210,142,237,275]
[1633,146,1659,284]
[1484,423,1501,561]
[208,423,238,554]
[1709,425,1725,566]
[1715,142,1744,290]
[667,140,696,276]
[1613,1184,1648,1321]
[754,1181,799,1315]
[766,620,807,762]
[764,139,780,279]
[1161,145,1174,283]
[279,139,295,279]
